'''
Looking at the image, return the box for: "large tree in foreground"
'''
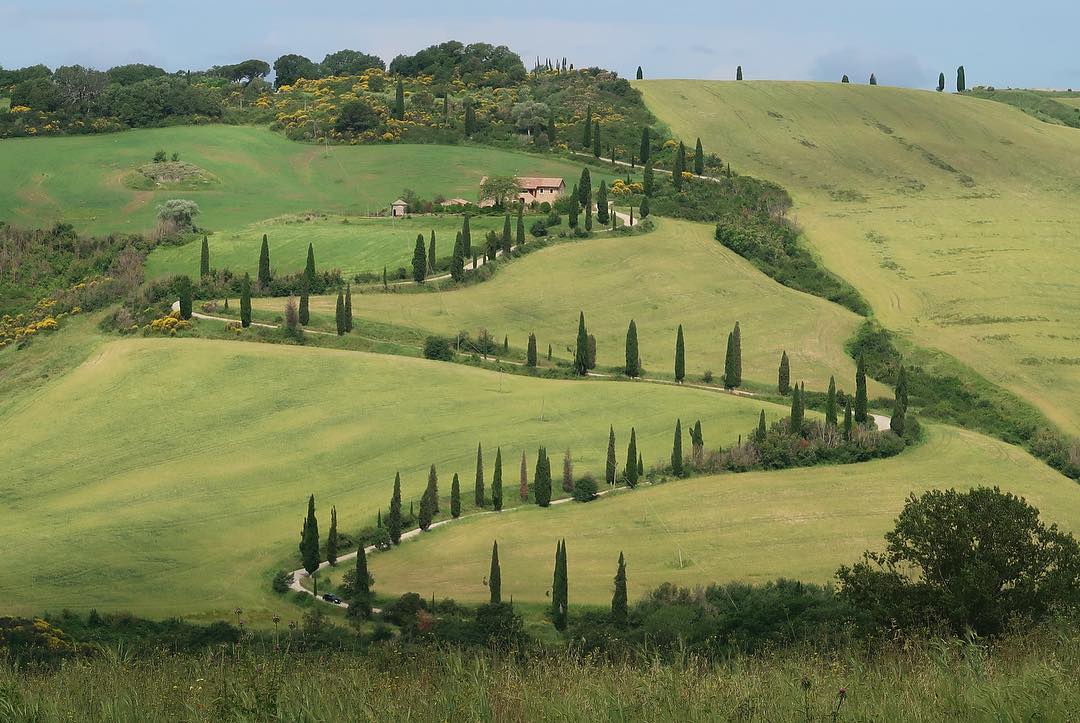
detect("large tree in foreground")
[837,487,1080,635]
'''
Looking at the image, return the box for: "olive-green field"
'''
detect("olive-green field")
[638,80,1080,435]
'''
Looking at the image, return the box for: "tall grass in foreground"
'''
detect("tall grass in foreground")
[3,620,1079,721]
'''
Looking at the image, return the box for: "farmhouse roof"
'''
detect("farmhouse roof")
[391,199,408,205]
[517,177,565,189]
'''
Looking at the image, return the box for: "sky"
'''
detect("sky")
[2,0,1078,90]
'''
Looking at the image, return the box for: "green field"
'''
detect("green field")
[366,422,1080,604]
[145,213,512,280]
[0,125,613,236]
[253,217,885,396]
[638,81,1080,435]
[0,334,786,617]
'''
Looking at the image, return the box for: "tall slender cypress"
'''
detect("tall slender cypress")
[326,505,339,565]
[451,232,465,281]
[592,121,601,158]
[501,214,512,256]
[299,276,310,326]
[673,141,686,190]
[611,552,628,627]
[240,273,252,328]
[596,181,609,224]
[462,215,472,257]
[516,204,525,247]
[574,311,589,375]
[675,324,685,382]
[625,427,639,487]
[778,351,790,395]
[956,65,966,92]
[723,332,737,389]
[639,127,650,165]
[843,398,854,440]
[891,366,909,436]
[474,443,485,507]
[304,243,316,282]
[450,473,461,518]
[606,425,617,485]
[625,319,639,377]
[335,291,345,335]
[200,236,210,278]
[351,542,372,616]
[732,322,742,385]
[488,541,502,604]
[736,65,743,81]
[519,451,529,502]
[937,72,945,92]
[583,105,592,149]
[299,494,320,575]
[343,284,353,332]
[694,138,704,175]
[412,234,427,283]
[492,447,504,511]
[552,539,568,630]
[527,333,538,367]
[177,275,192,320]
[258,234,271,289]
[671,419,684,476]
[790,384,804,433]
[636,66,643,80]
[393,79,405,119]
[562,449,574,493]
[428,230,436,274]
[855,355,868,423]
[534,446,552,506]
[578,168,592,211]
[826,376,838,427]
[756,410,767,442]
[388,473,403,545]
[643,159,655,196]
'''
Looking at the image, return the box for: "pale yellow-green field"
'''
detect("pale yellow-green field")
[638,81,1080,435]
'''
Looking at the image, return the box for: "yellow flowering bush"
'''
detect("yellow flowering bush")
[146,310,191,335]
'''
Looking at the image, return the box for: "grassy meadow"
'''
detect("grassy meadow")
[253,217,884,396]
[0,334,783,618]
[638,80,1080,435]
[0,125,614,235]
[144,213,512,280]
[363,422,1080,605]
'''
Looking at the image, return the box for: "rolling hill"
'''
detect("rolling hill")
[637,80,1080,436]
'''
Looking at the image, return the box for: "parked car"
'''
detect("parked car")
[323,593,343,605]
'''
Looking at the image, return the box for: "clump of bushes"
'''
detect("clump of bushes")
[423,336,454,361]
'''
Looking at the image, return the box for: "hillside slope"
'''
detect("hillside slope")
[638,80,1080,435]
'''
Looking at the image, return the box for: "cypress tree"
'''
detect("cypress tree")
[675,324,686,382]
[527,332,538,367]
[671,419,684,476]
[335,291,345,335]
[304,242,316,283]
[428,230,436,274]
[240,273,252,328]
[327,505,338,565]
[488,540,502,604]
[723,332,737,388]
[578,168,592,212]
[584,200,593,231]
[450,473,461,518]
[612,552,628,627]
[826,376,838,427]
[200,236,210,278]
[636,66,643,80]
[639,197,650,219]
[956,65,966,92]
[377,510,381,528]
[412,234,427,283]
[299,276,310,326]
[451,232,464,281]
[548,344,552,361]
[516,204,525,247]
[393,79,405,119]
[603,425,617,484]
[625,427,639,487]
[842,74,850,83]
[778,351,790,395]
[574,311,589,375]
[258,234,271,289]
[568,193,579,228]
[562,449,574,493]
[519,451,529,502]
[855,355,868,423]
[937,72,945,92]
[638,453,644,477]
[474,443,485,507]
[503,335,509,354]
[732,321,742,386]
[552,539,568,630]
[344,284,353,332]
[869,73,878,86]
[756,410,767,442]
[534,446,552,506]
[462,215,472,257]
[351,542,372,616]
[790,384,804,434]
[673,141,686,190]
[592,120,601,158]
[643,159,655,196]
[625,319,639,377]
[499,214,510,256]
[897,364,909,411]
[464,102,476,137]
[547,108,556,144]
[299,494,320,575]
[596,181,609,224]
[843,398,854,440]
[694,138,704,175]
[388,473,403,545]
[443,92,449,124]
[640,127,650,165]
[891,366,909,436]
[583,105,592,148]
[382,266,388,289]
[736,65,743,81]
[418,484,434,531]
[587,334,597,370]
[178,275,192,320]
[690,420,704,466]
[492,447,503,511]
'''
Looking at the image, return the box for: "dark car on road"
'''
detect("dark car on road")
[323,593,343,605]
